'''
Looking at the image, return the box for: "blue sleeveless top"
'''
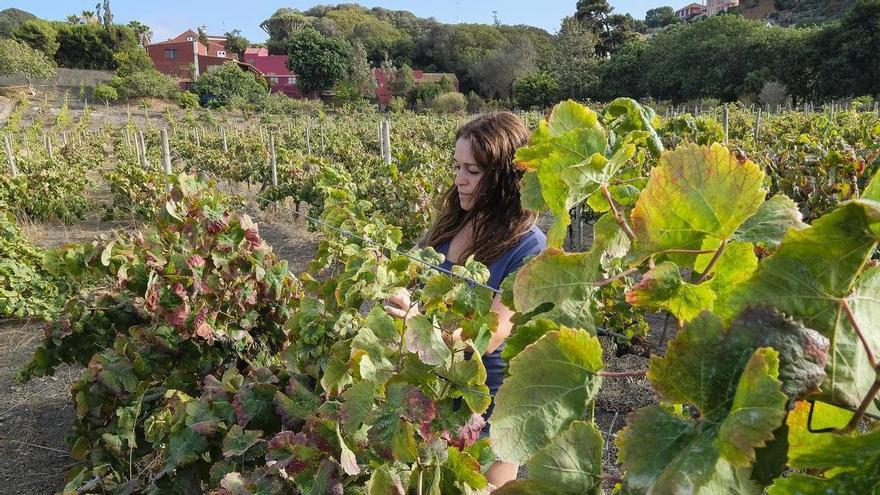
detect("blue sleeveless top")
[435,225,546,431]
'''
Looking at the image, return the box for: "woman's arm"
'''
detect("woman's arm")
[485,293,514,355]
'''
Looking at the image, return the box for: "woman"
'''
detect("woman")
[384,112,546,490]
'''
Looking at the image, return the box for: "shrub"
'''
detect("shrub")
[194,61,268,107]
[466,91,486,113]
[110,69,177,100]
[408,82,444,104]
[177,90,199,108]
[851,95,874,111]
[93,83,118,105]
[512,72,561,110]
[431,92,467,114]
[390,96,408,113]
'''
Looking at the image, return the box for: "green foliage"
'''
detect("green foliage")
[645,6,681,28]
[0,209,60,319]
[224,29,249,58]
[0,38,56,92]
[390,63,415,96]
[430,92,466,114]
[92,83,118,105]
[52,23,139,70]
[177,90,199,109]
[0,7,37,39]
[286,28,351,94]
[194,61,268,107]
[512,72,560,110]
[11,19,58,58]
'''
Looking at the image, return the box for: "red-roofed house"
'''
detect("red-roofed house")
[676,2,707,20]
[373,69,459,107]
[147,30,259,89]
[243,47,306,98]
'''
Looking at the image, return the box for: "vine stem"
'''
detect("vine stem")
[695,239,728,284]
[593,267,639,287]
[602,474,623,484]
[601,184,636,241]
[598,370,647,378]
[835,299,880,433]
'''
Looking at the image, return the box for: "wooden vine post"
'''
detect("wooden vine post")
[381,120,391,165]
[161,128,172,191]
[46,134,54,160]
[753,108,761,142]
[222,127,228,153]
[4,134,16,176]
[722,103,729,144]
[270,131,278,187]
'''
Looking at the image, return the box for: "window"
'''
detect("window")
[186,36,194,41]
[269,76,279,85]
[217,50,226,57]
[290,75,297,85]
[164,48,177,59]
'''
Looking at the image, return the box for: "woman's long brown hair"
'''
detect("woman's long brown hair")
[423,112,537,265]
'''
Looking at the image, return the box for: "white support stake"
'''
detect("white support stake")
[270,131,278,187]
[382,120,391,165]
[161,128,172,191]
[4,134,16,176]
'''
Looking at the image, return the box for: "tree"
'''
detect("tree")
[113,46,154,77]
[0,8,38,38]
[198,25,209,47]
[53,23,139,70]
[467,34,536,99]
[550,16,600,99]
[0,39,56,95]
[286,27,352,94]
[346,41,377,99]
[102,0,112,29]
[194,61,268,106]
[512,72,561,109]
[261,8,314,54]
[12,20,59,58]
[574,0,638,57]
[645,6,681,29]
[127,21,152,46]
[391,63,414,96]
[224,29,249,59]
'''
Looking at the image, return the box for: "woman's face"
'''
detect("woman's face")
[453,137,484,211]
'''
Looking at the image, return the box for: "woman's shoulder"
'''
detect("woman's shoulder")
[515,225,547,256]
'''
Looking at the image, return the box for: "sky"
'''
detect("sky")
[10,0,661,42]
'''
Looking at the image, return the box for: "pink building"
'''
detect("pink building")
[243,47,305,98]
[675,3,707,20]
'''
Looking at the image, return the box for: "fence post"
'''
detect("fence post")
[4,134,16,176]
[134,129,143,166]
[139,130,149,168]
[305,123,312,156]
[377,121,384,159]
[161,128,172,191]
[222,127,228,153]
[753,108,761,142]
[722,103,729,144]
[270,131,278,187]
[47,134,54,160]
[382,120,391,165]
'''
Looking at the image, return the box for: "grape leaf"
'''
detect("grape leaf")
[404,315,451,366]
[336,424,360,476]
[733,195,807,247]
[444,355,491,414]
[625,261,716,321]
[501,318,559,363]
[365,464,405,495]
[490,328,603,463]
[618,348,786,494]
[729,200,880,411]
[630,143,766,266]
[863,169,880,201]
[439,446,488,492]
[340,381,374,434]
[222,425,264,458]
[785,401,853,459]
[601,97,664,157]
[525,421,603,494]
[768,428,880,495]
[512,248,600,331]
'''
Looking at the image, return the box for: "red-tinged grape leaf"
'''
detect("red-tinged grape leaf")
[525,421,603,494]
[274,379,321,427]
[733,195,807,247]
[335,424,360,476]
[222,425,264,458]
[492,480,561,495]
[490,328,603,463]
[626,261,716,321]
[365,464,405,495]
[512,248,600,331]
[618,348,785,494]
[305,459,343,495]
[630,143,766,266]
[93,353,139,395]
[404,315,451,366]
[340,381,373,434]
[785,401,853,459]
[767,428,880,495]
[185,400,223,436]
[440,446,488,492]
[232,383,278,430]
[400,384,437,424]
[728,200,880,412]
[369,412,419,464]
[266,431,320,477]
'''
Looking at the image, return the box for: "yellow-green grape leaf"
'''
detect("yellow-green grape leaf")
[618,348,786,494]
[444,355,491,414]
[601,97,664,157]
[626,261,716,321]
[733,195,807,247]
[440,446,488,492]
[630,143,766,266]
[695,240,758,319]
[767,428,880,495]
[729,200,880,412]
[525,421,604,494]
[404,315,451,366]
[365,464,405,495]
[512,248,600,331]
[490,328,603,464]
[785,401,854,459]
[863,168,880,201]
